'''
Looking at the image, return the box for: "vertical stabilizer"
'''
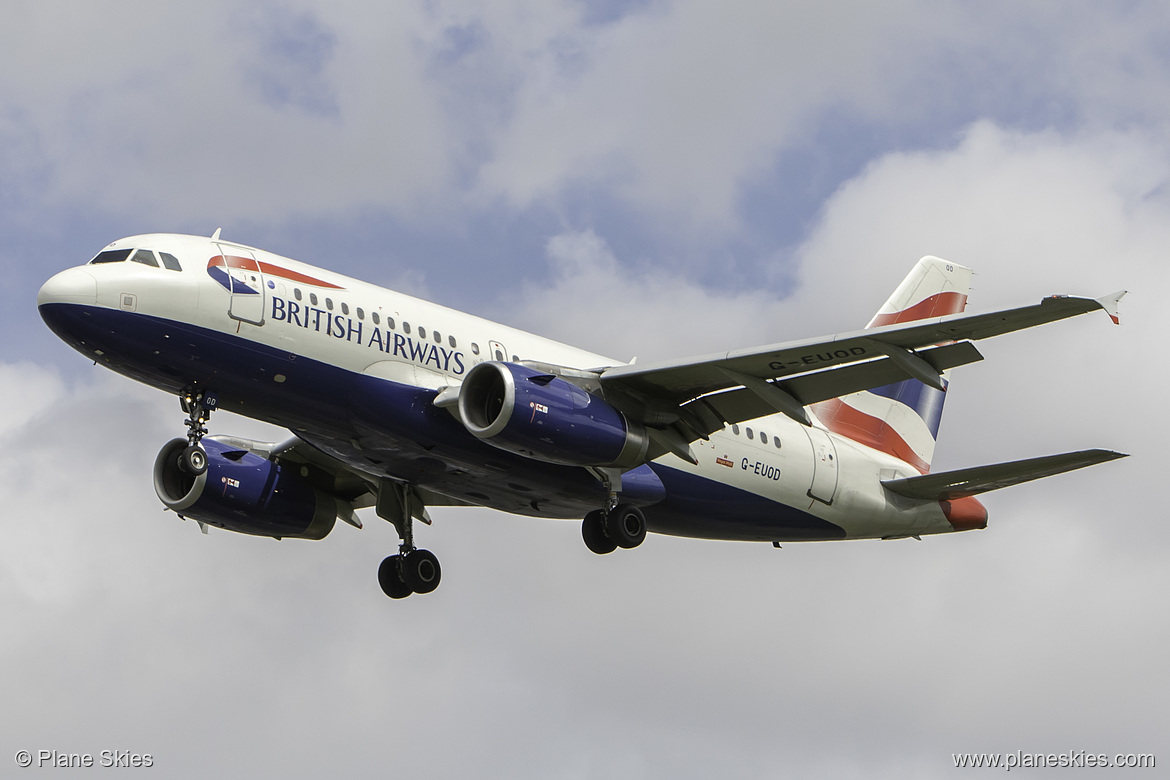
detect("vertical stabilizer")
[811,257,972,473]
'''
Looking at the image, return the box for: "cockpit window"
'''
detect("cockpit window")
[89,247,182,271]
[90,249,133,264]
[130,249,159,268]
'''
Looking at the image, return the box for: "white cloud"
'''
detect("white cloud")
[474,1,936,232]
[0,361,66,440]
[6,1,1170,242]
[500,227,790,361]
[0,3,451,223]
[474,1,1170,242]
[795,122,1168,312]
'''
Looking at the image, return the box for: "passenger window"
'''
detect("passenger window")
[356,307,364,320]
[774,437,782,449]
[731,424,740,435]
[448,335,457,348]
[326,298,334,311]
[294,288,302,301]
[434,331,442,344]
[310,293,318,306]
[404,322,411,335]
[760,432,768,445]
[130,249,159,267]
[159,252,182,271]
[471,343,480,355]
[372,312,380,325]
[418,326,426,339]
[746,427,754,440]
[90,249,133,264]
[494,348,503,360]
[341,302,349,315]
[387,317,396,329]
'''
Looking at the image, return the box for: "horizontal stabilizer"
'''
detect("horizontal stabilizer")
[882,449,1128,500]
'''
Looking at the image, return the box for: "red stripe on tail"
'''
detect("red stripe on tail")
[812,398,930,474]
[868,291,968,327]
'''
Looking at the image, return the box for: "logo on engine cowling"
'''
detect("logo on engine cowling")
[529,401,548,422]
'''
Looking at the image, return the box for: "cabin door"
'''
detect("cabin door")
[216,243,266,326]
[805,427,839,505]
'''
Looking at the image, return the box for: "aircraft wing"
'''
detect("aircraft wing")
[881,449,1128,500]
[685,340,983,430]
[598,292,1124,440]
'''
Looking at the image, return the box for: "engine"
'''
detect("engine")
[153,437,338,540]
[457,361,648,468]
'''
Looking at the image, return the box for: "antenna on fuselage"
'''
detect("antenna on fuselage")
[211,228,222,241]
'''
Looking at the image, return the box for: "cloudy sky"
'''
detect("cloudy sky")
[3,1,1166,776]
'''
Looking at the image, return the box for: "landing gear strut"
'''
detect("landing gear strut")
[177,388,215,475]
[376,480,441,599]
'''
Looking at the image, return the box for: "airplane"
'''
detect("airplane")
[37,231,1127,599]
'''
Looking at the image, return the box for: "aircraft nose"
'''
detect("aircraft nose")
[38,267,97,307]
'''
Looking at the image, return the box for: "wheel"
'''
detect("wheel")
[607,504,647,549]
[401,549,441,594]
[178,445,208,476]
[582,509,617,555]
[378,555,412,599]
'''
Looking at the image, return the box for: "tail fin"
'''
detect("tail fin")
[810,257,973,473]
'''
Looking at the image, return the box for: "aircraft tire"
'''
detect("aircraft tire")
[402,549,441,594]
[178,445,208,476]
[582,510,617,555]
[378,555,413,599]
[608,504,647,549]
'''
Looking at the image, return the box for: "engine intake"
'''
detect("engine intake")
[457,361,648,468]
[153,437,338,540]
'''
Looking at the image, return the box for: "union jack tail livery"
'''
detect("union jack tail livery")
[811,257,973,473]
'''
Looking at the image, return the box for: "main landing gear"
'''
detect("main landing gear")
[581,503,648,555]
[376,480,441,599]
[581,468,648,555]
[176,387,215,475]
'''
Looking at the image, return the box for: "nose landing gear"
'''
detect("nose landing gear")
[177,388,215,475]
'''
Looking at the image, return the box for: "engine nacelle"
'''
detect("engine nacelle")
[153,438,338,540]
[457,361,649,468]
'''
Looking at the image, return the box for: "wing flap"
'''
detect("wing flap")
[881,449,1128,500]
